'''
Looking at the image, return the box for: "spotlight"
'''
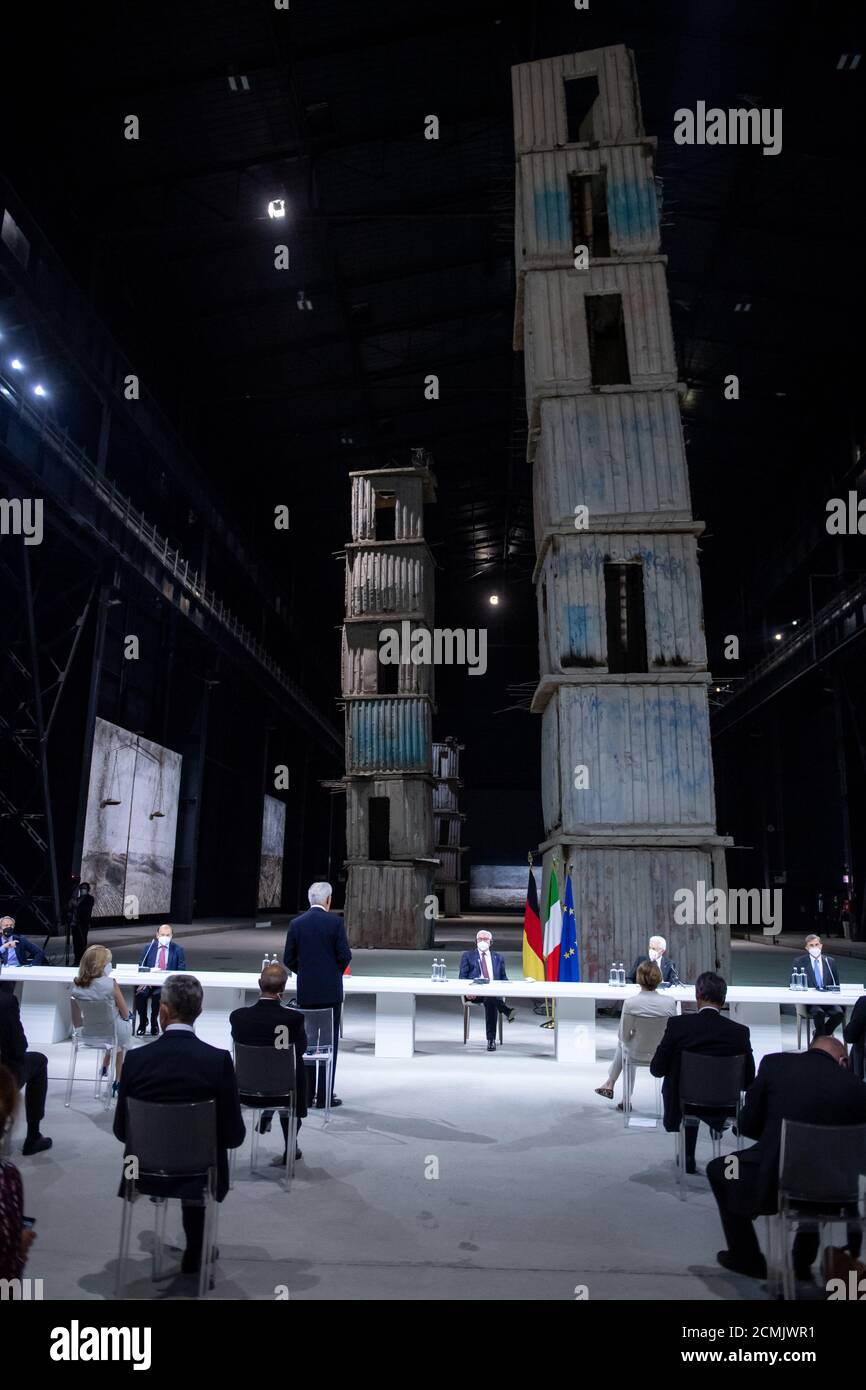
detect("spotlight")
[10,358,25,371]
[33,384,47,398]
[488,594,500,607]
[774,632,782,641]
[267,198,286,219]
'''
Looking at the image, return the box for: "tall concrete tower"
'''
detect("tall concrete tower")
[512,46,730,979]
[342,450,438,948]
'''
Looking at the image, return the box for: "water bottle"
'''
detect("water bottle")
[261,954,269,972]
[789,968,798,991]
[617,962,626,987]
[799,968,808,991]
[440,958,447,982]
[608,963,617,987]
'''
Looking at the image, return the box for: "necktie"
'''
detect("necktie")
[814,958,822,988]
[481,952,491,981]
[157,944,167,971]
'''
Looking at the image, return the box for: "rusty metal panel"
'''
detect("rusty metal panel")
[539,844,730,983]
[532,391,691,530]
[541,683,717,835]
[515,143,660,265]
[523,262,676,411]
[512,46,642,154]
[537,533,707,673]
[346,696,432,774]
[344,862,435,949]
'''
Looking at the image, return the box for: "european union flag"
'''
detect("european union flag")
[557,869,580,982]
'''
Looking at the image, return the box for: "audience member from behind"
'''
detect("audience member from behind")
[843,990,866,1080]
[71,945,133,1097]
[650,971,754,1174]
[595,960,677,1106]
[113,974,245,1277]
[230,962,307,1165]
[0,977,51,1156]
[707,1036,866,1283]
[0,1064,37,1280]
[283,881,352,1109]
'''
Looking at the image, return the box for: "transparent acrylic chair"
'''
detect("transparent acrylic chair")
[65,999,122,1109]
[766,1119,866,1300]
[300,1008,335,1122]
[232,1043,297,1189]
[116,1097,218,1300]
[620,1014,668,1128]
[675,1052,745,1199]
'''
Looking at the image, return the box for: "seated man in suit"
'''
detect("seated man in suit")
[791,934,845,1038]
[627,934,678,986]
[283,882,352,1108]
[650,971,754,1174]
[707,1036,866,1281]
[843,991,866,1080]
[459,930,514,1052]
[134,924,187,1036]
[113,973,245,1277]
[0,987,52,1154]
[0,915,46,973]
[230,962,307,1166]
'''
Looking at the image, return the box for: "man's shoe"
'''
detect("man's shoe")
[135,1025,146,1037]
[271,1149,302,1166]
[506,1009,516,1023]
[22,1134,52,1156]
[685,1158,698,1175]
[150,1025,159,1036]
[257,1114,273,1135]
[487,1040,496,1051]
[314,1096,342,1108]
[716,1249,767,1280]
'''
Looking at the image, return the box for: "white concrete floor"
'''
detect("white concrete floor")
[11,995,789,1302]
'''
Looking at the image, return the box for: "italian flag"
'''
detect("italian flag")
[543,863,562,982]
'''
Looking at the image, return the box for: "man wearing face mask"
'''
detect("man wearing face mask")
[459,930,514,1051]
[134,925,187,1036]
[0,917,46,988]
[627,935,678,987]
[791,934,845,1037]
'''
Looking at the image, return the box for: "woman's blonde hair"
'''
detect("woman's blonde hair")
[74,943,111,989]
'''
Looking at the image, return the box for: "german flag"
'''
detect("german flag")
[522,864,544,980]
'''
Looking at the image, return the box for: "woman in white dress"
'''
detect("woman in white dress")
[594,959,677,1108]
[70,944,133,1097]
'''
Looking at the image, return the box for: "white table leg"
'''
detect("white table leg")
[729,1001,782,1064]
[12,979,70,1047]
[554,996,596,1064]
[375,991,415,1058]
[197,987,245,1048]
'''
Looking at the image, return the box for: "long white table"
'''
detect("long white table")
[3,965,862,1066]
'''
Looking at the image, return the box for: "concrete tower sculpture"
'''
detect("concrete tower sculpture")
[342,449,438,948]
[511,46,730,979]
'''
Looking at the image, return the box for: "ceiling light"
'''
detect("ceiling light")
[33,384,47,397]
[489,594,500,607]
[267,199,286,219]
[774,632,782,641]
[10,358,24,371]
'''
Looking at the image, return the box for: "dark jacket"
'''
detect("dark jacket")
[845,995,866,1048]
[458,949,507,984]
[137,939,187,972]
[283,908,352,1007]
[791,952,840,991]
[627,954,677,985]
[229,998,308,1120]
[0,933,46,968]
[730,1049,866,1215]
[650,1007,755,1132]
[113,1029,245,1201]
[0,991,29,1079]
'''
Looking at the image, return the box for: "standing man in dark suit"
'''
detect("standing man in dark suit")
[707,1037,866,1281]
[67,882,94,965]
[230,962,307,1165]
[627,935,678,985]
[113,973,245,1276]
[650,971,754,1174]
[0,989,52,1154]
[459,930,514,1051]
[134,925,187,1035]
[283,881,351,1109]
[791,934,845,1037]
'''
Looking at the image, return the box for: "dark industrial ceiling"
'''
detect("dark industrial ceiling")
[2,0,865,796]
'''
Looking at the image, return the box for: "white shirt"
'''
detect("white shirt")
[164,1023,196,1034]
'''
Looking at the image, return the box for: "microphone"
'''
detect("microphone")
[823,955,838,989]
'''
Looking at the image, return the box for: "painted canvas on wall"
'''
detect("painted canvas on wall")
[258,794,286,909]
[81,717,182,917]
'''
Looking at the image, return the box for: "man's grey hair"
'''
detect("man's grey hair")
[308,881,333,907]
[649,935,666,952]
[161,973,203,1024]
[0,916,14,927]
[476,929,492,941]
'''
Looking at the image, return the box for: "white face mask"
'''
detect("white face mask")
[103,962,113,977]
[648,948,661,962]
[477,940,490,953]
[808,946,822,960]
[158,937,171,948]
